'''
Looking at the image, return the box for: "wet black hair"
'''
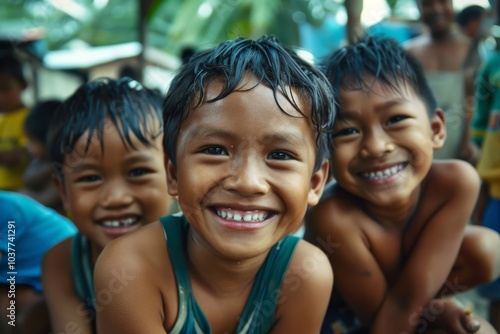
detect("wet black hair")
[24,99,62,144]
[163,35,336,172]
[0,52,26,85]
[321,35,438,117]
[47,77,163,177]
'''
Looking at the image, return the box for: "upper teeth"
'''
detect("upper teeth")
[362,163,405,180]
[101,217,137,227]
[216,209,268,222]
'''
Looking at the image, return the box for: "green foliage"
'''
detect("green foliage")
[0,0,338,56]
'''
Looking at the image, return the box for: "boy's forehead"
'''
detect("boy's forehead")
[199,74,308,116]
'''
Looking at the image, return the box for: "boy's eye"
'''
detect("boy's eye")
[268,151,293,160]
[333,128,358,137]
[387,115,407,125]
[76,175,100,183]
[129,168,152,177]
[202,146,227,155]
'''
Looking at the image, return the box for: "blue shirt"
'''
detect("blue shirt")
[0,191,77,291]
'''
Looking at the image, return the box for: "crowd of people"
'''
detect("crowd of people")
[1,0,500,333]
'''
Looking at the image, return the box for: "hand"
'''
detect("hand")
[425,298,481,333]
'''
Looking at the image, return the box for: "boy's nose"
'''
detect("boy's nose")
[99,180,133,208]
[223,157,269,196]
[360,130,394,158]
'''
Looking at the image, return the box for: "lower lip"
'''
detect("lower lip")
[212,212,273,231]
[100,223,141,238]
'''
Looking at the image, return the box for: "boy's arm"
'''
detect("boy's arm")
[270,241,333,334]
[42,239,93,334]
[305,198,388,325]
[94,230,168,334]
[371,161,480,334]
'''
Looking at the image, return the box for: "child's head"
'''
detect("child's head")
[456,5,485,38]
[48,77,169,251]
[323,35,437,118]
[163,36,335,258]
[0,52,27,112]
[415,0,455,36]
[322,35,446,206]
[164,36,334,172]
[24,99,62,159]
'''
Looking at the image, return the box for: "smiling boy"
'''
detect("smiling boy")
[305,35,500,334]
[94,36,335,333]
[42,78,170,333]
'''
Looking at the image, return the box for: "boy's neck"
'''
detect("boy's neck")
[186,229,270,297]
[430,28,458,43]
[360,187,422,229]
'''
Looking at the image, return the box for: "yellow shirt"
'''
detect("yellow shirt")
[0,107,29,190]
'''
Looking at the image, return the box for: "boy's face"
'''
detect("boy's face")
[55,118,170,251]
[417,0,455,34]
[330,80,445,207]
[166,75,328,260]
[0,72,26,112]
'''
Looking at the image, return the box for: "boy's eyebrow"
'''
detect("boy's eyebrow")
[188,128,235,141]
[262,132,308,146]
[124,152,158,163]
[339,97,411,119]
[70,162,100,174]
[374,98,410,113]
[187,127,307,145]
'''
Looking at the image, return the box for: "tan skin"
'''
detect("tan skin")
[94,76,333,333]
[43,119,170,334]
[305,81,500,334]
[405,0,479,163]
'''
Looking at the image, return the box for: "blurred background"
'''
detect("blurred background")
[0,0,493,103]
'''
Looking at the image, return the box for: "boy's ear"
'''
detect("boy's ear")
[430,108,446,150]
[308,159,329,206]
[52,175,71,213]
[165,156,179,197]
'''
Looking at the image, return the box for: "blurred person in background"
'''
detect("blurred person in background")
[0,53,30,190]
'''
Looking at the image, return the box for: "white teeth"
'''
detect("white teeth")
[101,217,137,228]
[215,209,268,222]
[362,163,405,180]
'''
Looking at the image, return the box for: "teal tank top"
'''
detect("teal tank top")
[160,214,300,334]
[71,232,96,332]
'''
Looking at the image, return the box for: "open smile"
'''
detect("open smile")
[96,215,142,237]
[211,207,275,230]
[359,162,408,180]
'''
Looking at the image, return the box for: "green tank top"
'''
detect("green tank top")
[71,232,96,332]
[160,214,300,334]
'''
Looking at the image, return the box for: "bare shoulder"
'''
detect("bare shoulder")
[95,221,177,333]
[282,240,333,297]
[97,221,167,272]
[305,183,366,242]
[273,240,333,332]
[428,160,480,195]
